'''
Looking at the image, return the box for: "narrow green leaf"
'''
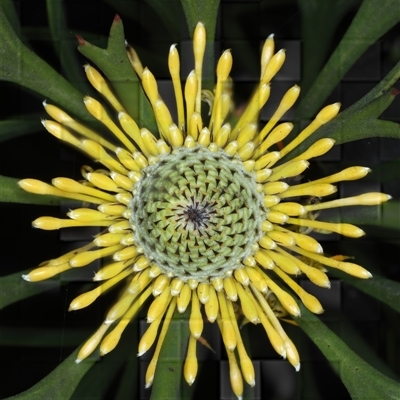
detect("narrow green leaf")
[46,0,91,94]
[0,269,58,310]
[0,175,63,205]
[0,0,20,35]
[295,305,400,400]
[0,7,91,122]
[298,0,360,94]
[150,309,190,400]
[297,0,400,119]
[0,116,42,142]
[6,347,94,400]
[329,269,400,314]
[77,16,157,132]
[322,201,400,231]
[287,86,399,159]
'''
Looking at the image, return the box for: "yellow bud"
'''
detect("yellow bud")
[98,204,126,216]
[211,277,224,292]
[69,288,100,311]
[152,275,170,297]
[245,267,268,293]
[177,283,192,313]
[67,208,108,222]
[138,317,162,356]
[271,202,305,216]
[260,34,275,77]
[108,220,131,233]
[290,138,336,162]
[115,147,141,173]
[170,277,185,296]
[262,181,289,195]
[217,49,233,80]
[267,230,296,247]
[22,263,70,282]
[41,119,81,147]
[205,285,219,322]
[263,195,280,208]
[142,68,159,105]
[184,335,198,386]
[254,151,281,170]
[197,282,210,304]
[285,338,300,371]
[168,124,184,147]
[217,291,237,351]
[223,277,238,301]
[70,245,122,268]
[198,127,211,146]
[236,282,259,323]
[280,183,337,199]
[189,290,203,338]
[256,121,293,156]
[214,123,231,148]
[316,102,341,123]
[227,350,243,399]
[94,261,127,281]
[105,293,134,324]
[268,160,309,182]
[254,249,275,270]
[261,49,286,83]
[233,268,250,286]
[76,323,109,363]
[94,232,124,247]
[267,210,289,224]
[262,220,274,231]
[224,140,238,156]
[237,142,255,161]
[147,287,171,323]
[267,250,300,275]
[259,235,276,250]
[255,168,272,183]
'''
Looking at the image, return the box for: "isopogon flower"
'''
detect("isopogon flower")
[19,21,390,399]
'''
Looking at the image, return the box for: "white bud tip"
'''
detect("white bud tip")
[137,351,145,357]
[40,119,47,127]
[145,381,153,389]
[281,350,287,359]
[295,363,301,372]
[83,64,90,71]
[42,99,47,106]
[22,274,30,282]
[268,33,274,39]
[366,271,373,278]
[93,274,101,282]
[170,43,177,52]
[105,319,114,325]
[75,358,82,364]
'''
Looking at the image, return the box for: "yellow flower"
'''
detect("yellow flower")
[19,22,390,399]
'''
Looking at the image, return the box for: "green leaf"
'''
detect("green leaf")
[150,309,190,400]
[287,85,399,160]
[5,347,94,400]
[180,0,221,90]
[77,15,157,132]
[0,6,91,122]
[0,115,42,142]
[46,0,91,94]
[0,269,58,310]
[322,201,400,231]
[329,269,400,314]
[297,0,400,119]
[298,0,361,94]
[0,175,64,205]
[295,305,400,400]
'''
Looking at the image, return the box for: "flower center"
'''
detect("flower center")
[130,146,266,281]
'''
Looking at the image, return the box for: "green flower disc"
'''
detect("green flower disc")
[130,146,266,281]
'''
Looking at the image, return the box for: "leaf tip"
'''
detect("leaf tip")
[391,88,400,97]
[76,35,86,46]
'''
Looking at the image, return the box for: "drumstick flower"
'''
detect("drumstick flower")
[19,21,390,399]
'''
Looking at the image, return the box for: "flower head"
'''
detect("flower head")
[19,21,390,398]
